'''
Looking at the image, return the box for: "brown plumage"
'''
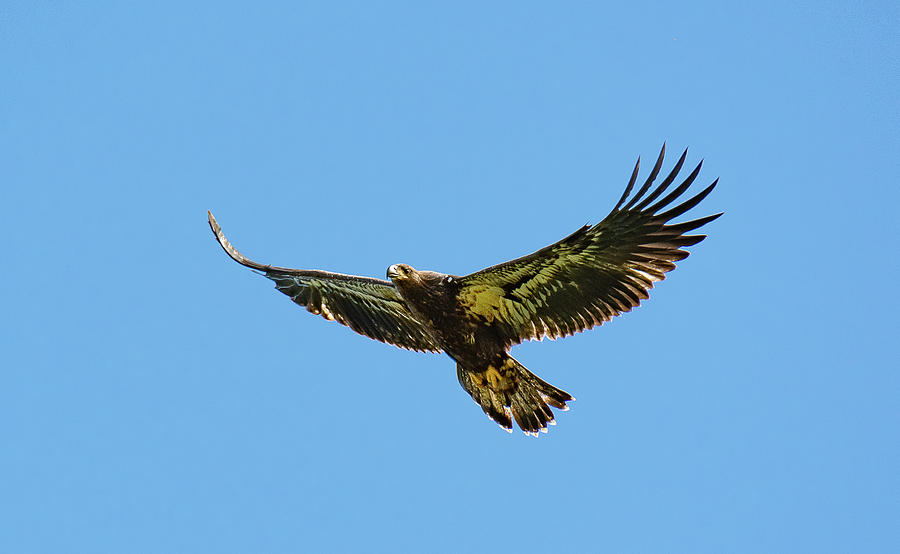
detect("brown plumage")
[209,145,721,435]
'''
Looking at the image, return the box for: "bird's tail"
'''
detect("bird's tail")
[456,355,573,436]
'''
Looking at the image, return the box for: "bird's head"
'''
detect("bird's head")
[387,263,417,283]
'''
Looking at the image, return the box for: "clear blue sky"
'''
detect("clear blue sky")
[2,2,897,552]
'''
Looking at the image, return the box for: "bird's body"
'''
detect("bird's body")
[209,145,721,435]
[383,264,573,432]
[387,265,491,365]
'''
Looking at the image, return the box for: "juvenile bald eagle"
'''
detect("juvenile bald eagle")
[209,145,720,435]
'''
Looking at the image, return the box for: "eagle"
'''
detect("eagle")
[209,145,720,435]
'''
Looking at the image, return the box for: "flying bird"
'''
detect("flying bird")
[208,145,721,435]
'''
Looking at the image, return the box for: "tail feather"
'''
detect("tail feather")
[457,355,573,436]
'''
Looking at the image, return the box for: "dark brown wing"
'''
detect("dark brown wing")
[456,145,721,347]
[208,212,441,353]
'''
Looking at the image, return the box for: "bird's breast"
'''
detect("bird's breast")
[396,284,503,364]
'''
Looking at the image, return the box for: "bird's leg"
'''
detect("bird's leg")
[484,366,504,389]
[465,359,516,392]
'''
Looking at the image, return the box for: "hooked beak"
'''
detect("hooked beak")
[387,264,400,280]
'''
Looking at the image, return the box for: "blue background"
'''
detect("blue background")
[2,2,897,552]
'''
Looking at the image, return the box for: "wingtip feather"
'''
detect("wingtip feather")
[207,212,271,271]
[622,143,668,211]
[614,155,642,210]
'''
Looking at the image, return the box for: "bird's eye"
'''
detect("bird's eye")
[445,276,453,284]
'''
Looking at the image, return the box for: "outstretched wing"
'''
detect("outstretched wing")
[208,212,441,353]
[456,145,721,347]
